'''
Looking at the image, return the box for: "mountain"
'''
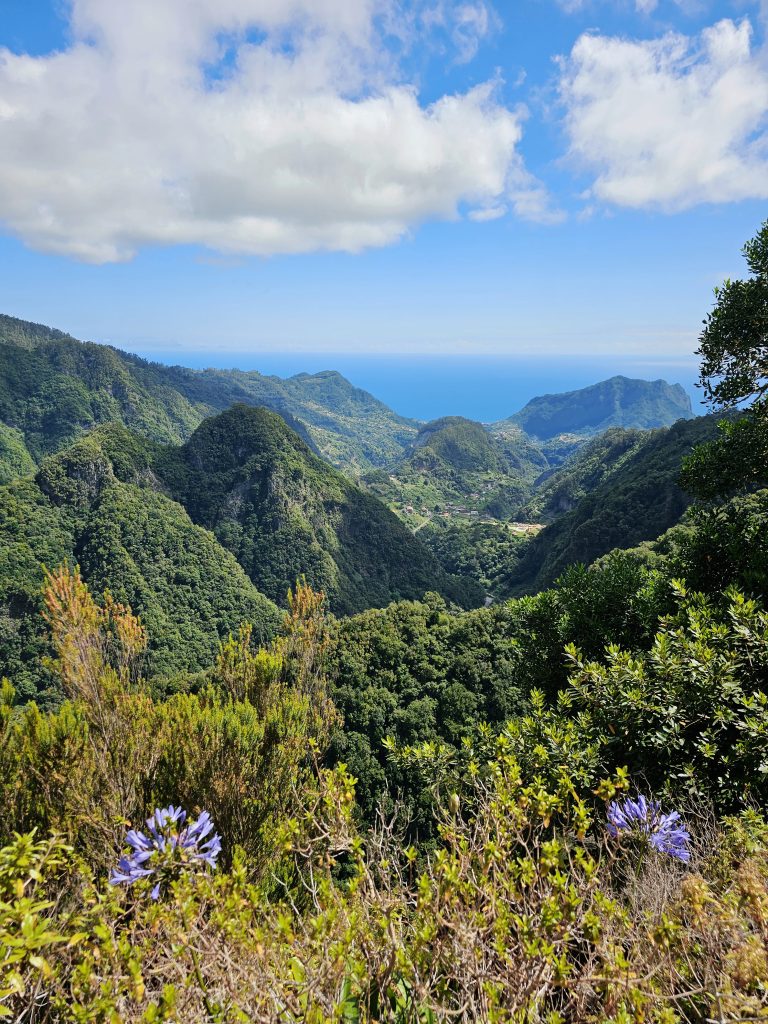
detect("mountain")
[496,375,694,440]
[502,414,723,596]
[412,417,502,472]
[85,408,479,615]
[362,378,695,530]
[0,313,417,472]
[0,405,480,703]
[0,429,281,705]
[363,416,548,524]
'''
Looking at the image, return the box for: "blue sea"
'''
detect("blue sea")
[129,349,705,423]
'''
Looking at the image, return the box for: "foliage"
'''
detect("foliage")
[420,519,531,597]
[680,407,768,499]
[381,579,768,831]
[697,219,768,409]
[683,222,768,503]
[611,489,768,601]
[0,435,280,700]
[566,583,768,810]
[327,555,669,830]
[0,568,336,873]
[3,760,768,1022]
[0,423,35,485]
[507,413,723,595]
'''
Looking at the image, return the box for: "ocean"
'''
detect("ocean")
[128,350,705,423]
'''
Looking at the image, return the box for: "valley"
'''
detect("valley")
[1,234,767,1020]
[1,0,766,1006]
[0,311,713,702]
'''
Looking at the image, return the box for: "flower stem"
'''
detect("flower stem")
[190,940,219,1021]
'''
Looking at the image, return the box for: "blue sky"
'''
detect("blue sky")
[0,0,766,371]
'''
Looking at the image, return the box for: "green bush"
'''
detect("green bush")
[3,756,768,1022]
[0,569,335,873]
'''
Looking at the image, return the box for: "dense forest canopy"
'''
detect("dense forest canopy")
[0,313,418,472]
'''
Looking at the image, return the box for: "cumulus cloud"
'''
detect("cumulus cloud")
[0,0,543,262]
[559,17,768,209]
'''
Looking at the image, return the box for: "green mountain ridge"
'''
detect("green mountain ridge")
[0,313,418,473]
[497,374,694,439]
[146,405,475,614]
[503,413,723,595]
[518,427,653,523]
[0,405,479,704]
[411,417,502,472]
[0,312,714,613]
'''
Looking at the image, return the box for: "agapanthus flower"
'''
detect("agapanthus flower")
[110,805,222,899]
[607,795,691,863]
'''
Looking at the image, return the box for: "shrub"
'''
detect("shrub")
[0,567,337,873]
[2,759,768,1022]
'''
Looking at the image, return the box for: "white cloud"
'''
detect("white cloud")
[0,0,544,262]
[468,204,506,221]
[451,3,497,63]
[553,0,587,14]
[553,0,707,14]
[559,17,768,209]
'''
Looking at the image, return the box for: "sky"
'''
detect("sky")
[0,0,766,379]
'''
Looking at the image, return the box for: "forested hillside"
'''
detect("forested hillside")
[0,408,475,704]
[0,429,280,705]
[506,412,723,594]
[519,426,662,523]
[497,374,693,438]
[150,405,474,613]
[363,415,547,523]
[398,416,725,599]
[0,313,418,471]
[0,311,730,655]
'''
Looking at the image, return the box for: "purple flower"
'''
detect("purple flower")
[607,795,691,863]
[110,806,222,898]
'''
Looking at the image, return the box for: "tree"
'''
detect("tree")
[697,220,768,409]
[683,220,768,499]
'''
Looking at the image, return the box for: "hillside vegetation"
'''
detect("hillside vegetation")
[0,429,280,705]
[2,222,768,1023]
[364,415,548,524]
[0,313,418,471]
[503,414,723,594]
[0,408,476,705]
[497,374,693,439]
[519,427,660,523]
[151,405,473,613]
[403,417,724,599]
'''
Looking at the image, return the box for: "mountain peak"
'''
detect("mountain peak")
[498,375,693,440]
